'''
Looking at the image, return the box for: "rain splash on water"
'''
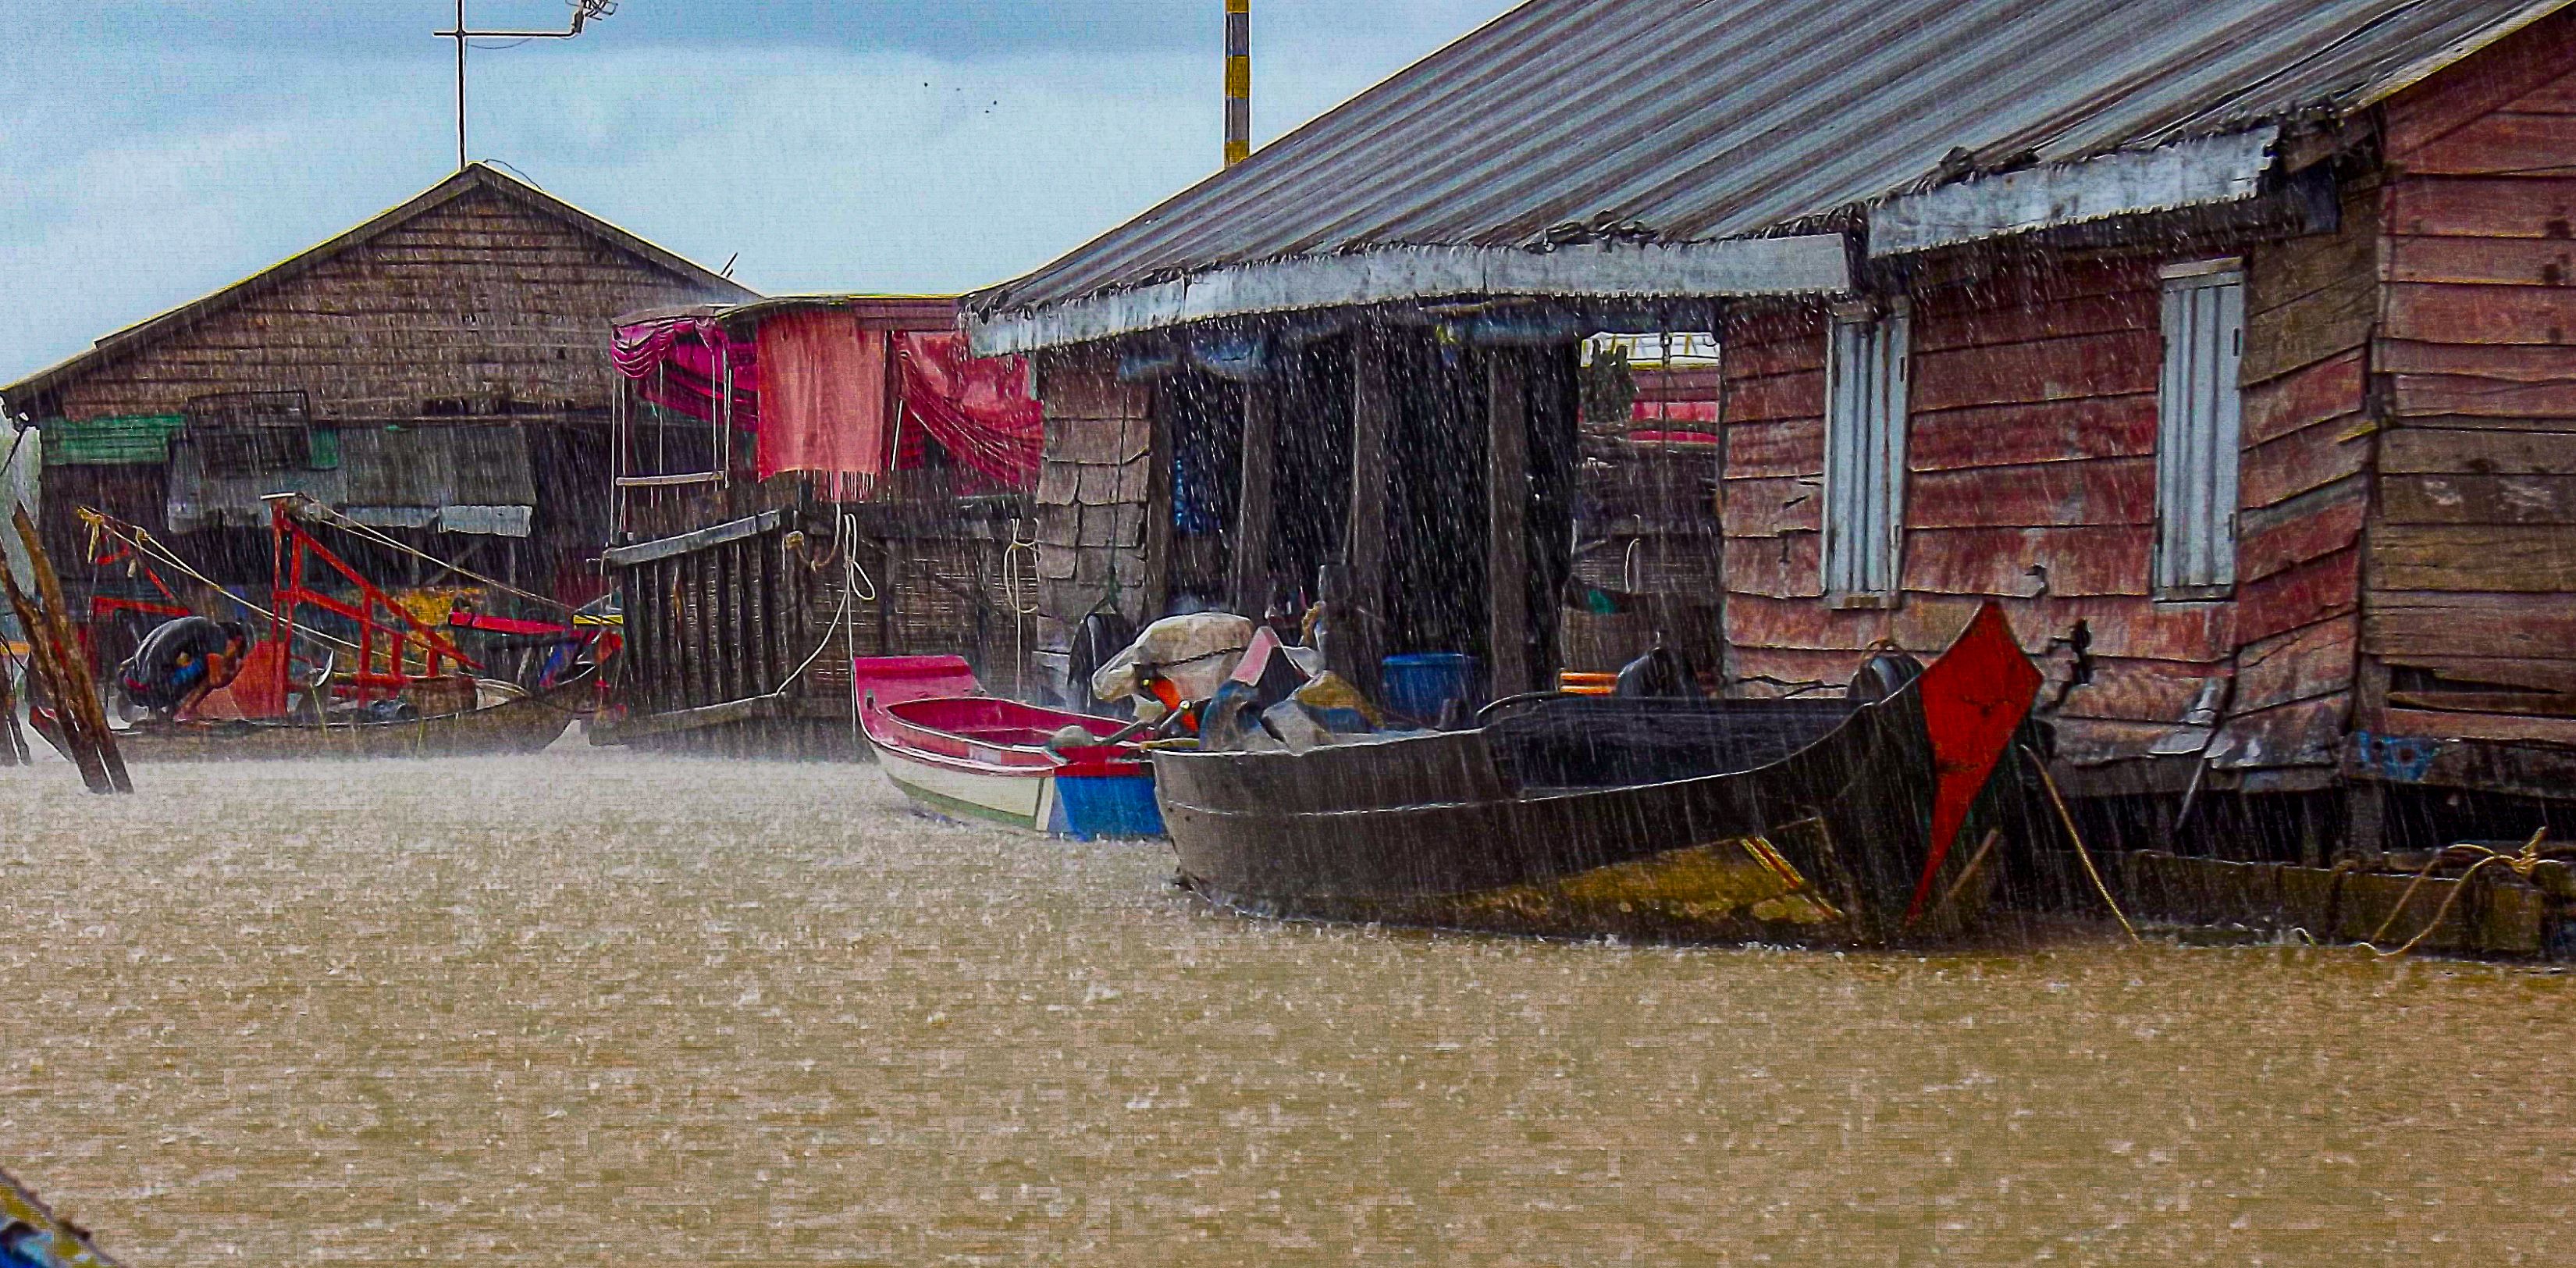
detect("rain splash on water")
[1,748,2571,1263]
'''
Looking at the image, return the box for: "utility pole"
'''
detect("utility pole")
[1225,0,1251,166]
[439,0,620,172]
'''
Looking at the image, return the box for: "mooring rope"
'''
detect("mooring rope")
[292,500,571,614]
[1004,521,1041,700]
[2023,743,2143,946]
[2363,826,2552,958]
[80,512,365,658]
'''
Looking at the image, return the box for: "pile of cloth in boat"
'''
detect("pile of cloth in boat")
[1087,613,1384,753]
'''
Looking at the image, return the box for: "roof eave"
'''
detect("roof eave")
[965,236,1854,355]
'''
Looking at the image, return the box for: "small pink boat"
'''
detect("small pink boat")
[855,657,1165,839]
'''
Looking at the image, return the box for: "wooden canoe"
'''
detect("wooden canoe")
[0,1163,117,1266]
[31,667,592,763]
[860,693,1165,839]
[1151,604,2045,945]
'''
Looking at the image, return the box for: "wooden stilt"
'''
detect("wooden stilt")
[1346,327,1393,695]
[1232,381,1278,618]
[0,647,27,767]
[1487,349,1532,700]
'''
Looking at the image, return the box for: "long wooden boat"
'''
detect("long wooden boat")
[860,692,1165,839]
[1152,603,2045,945]
[0,1163,117,1266]
[31,667,592,762]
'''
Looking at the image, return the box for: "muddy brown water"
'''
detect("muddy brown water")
[0,748,2571,1263]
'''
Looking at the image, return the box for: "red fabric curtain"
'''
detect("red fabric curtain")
[756,312,889,499]
[896,332,1042,492]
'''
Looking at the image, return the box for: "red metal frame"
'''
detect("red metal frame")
[265,499,481,702]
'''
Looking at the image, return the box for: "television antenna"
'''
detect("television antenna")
[438,0,619,172]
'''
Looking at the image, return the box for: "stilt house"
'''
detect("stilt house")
[968,0,2576,853]
[596,295,1046,757]
[0,163,751,671]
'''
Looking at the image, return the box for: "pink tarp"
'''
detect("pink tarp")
[756,312,889,500]
[613,316,759,426]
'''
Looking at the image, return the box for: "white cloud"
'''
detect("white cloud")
[1,3,1514,390]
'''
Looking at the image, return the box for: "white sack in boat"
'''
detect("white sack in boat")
[1091,613,1254,710]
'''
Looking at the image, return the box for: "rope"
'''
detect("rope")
[839,511,872,746]
[2364,827,2551,958]
[291,500,571,614]
[2026,744,2142,946]
[1005,520,1041,700]
[79,511,365,657]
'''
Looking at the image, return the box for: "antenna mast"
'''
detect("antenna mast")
[1225,0,1251,166]
[440,0,620,172]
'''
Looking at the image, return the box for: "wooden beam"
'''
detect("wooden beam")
[1232,382,1279,616]
[0,567,107,790]
[1144,387,1173,624]
[12,508,126,792]
[1346,329,1393,691]
[1489,350,1532,698]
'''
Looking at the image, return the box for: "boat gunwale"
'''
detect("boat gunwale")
[862,693,1149,781]
[1151,688,1898,821]
[38,664,595,759]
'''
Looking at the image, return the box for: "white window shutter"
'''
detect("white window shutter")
[2157,265,2245,595]
[1824,305,1909,597]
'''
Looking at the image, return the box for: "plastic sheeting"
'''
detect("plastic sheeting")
[1091,612,1256,712]
[2,426,36,638]
[166,425,536,535]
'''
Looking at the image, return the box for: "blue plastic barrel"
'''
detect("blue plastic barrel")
[1379,653,1480,722]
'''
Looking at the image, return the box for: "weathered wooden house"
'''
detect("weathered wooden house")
[968,0,2576,856]
[596,295,1045,757]
[0,163,751,669]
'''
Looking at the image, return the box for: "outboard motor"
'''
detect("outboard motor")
[1847,648,1925,703]
[1067,610,1137,717]
[1614,637,1703,700]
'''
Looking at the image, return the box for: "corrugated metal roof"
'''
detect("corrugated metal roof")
[973,0,2567,319]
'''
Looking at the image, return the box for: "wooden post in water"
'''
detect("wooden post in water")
[1232,380,1278,617]
[1488,349,1532,700]
[0,565,109,791]
[1346,327,1393,694]
[11,508,127,791]
[0,644,27,767]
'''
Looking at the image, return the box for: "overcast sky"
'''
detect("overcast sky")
[0,2,1514,386]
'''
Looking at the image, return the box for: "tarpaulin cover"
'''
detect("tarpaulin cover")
[756,312,889,500]
[37,414,187,466]
[897,332,1041,491]
[167,425,536,535]
[614,316,758,427]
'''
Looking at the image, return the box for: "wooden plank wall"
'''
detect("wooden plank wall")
[1721,265,2238,764]
[2211,183,2380,771]
[1719,230,2375,776]
[2368,12,2576,748]
[52,189,721,422]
